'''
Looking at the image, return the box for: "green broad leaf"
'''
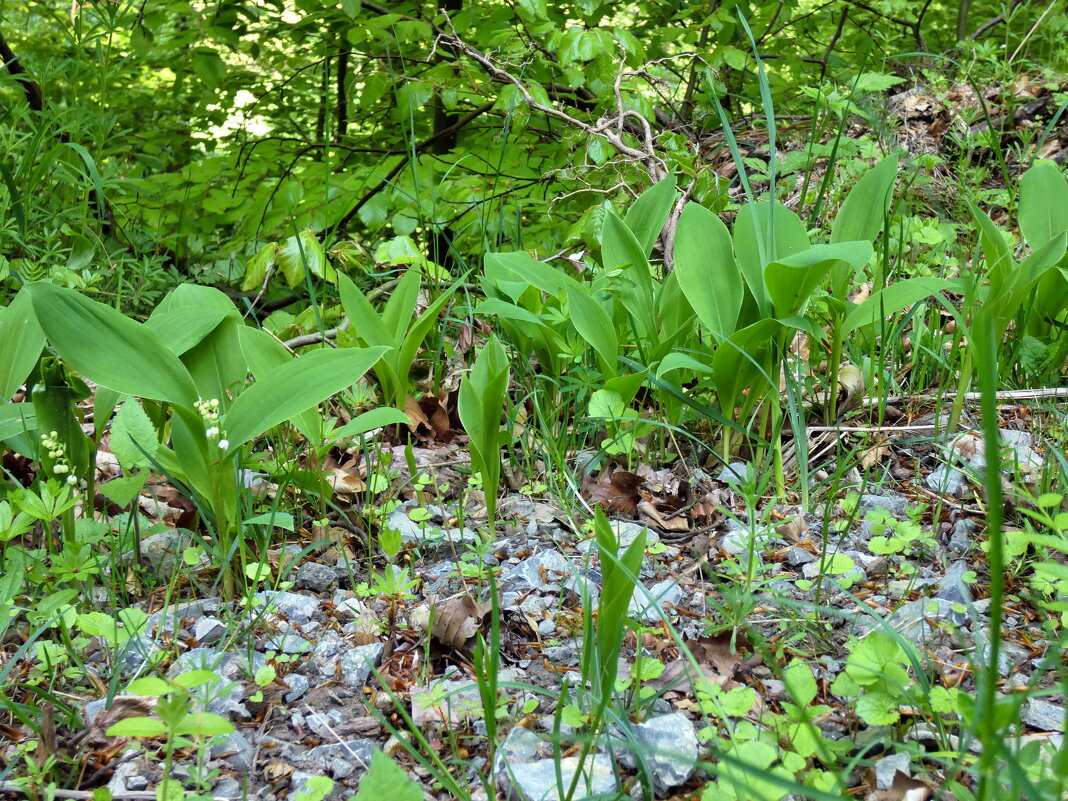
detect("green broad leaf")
[223,346,387,455]
[589,389,626,419]
[236,326,322,443]
[244,511,295,530]
[25,282,196,406]
[353,750,424,801]
[565,284,618,376]
[156,778,182,801]
[655,352,714,377]
[0,289,45,400]
[733,201,810,314]
[765,241,873,319]
[855,690,900,725]
[325,407,409,443]
[241,243,276,292]
[146,284,237,357]
[169,670,221,689]
[832,154,898,245]
[110,398,159,469]
[0,402,36,442]
[673,201,742,340]
[719,685,757,717]
[783,659,817,706]
[1019,159,1068,252]
[457,336,510,521]
[106,716,167,737]
[181,316,248,409]
[601,209,656,339]
[277,231,333,286]
[173,712,234,737]
[624,175,677,257]
[969,202,1015,290]
[514,0,548,21]
[841,277,956,335]
[127,677,173,696]
[98,472,149,507]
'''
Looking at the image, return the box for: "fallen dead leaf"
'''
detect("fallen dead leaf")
[866,770,933,801]
[413,594,493,653]
[585,470,643,516]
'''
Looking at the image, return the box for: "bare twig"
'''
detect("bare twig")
[864,387,1068,406]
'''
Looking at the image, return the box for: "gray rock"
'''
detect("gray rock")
[948,519,975,554]
[295,562,337,593]
[106,759,146,795]
[146,598,222,635]
[936,561,973,625]
[887,598,958,644]
[611,520,655,549]
[503,754,617,801]
[118,635,163,677]
[926,465,967,497]
[166,646,223,677]
[858,493,909,517]
[875,752,911,790]
[253,590,320,624]
[266,623,312,654]
[330,758,357,779]
[542,644,578,665]
[210,730,254,771]
[497,725,548,768]
[411,679,483,726]
[629,580,682,623]
[786,547,817,566]
[537,618,556,636]
[1021,698,1065,732]
[124,775,149,792]
[138,529,200,578]
[212,781,240,798]
[83,699,106,728]
[309,635,346,674]
[717,461,752,487]
[194,617,227,646]
[631,713,698,793]
[214,777,242,799]
[504,550,572,592]
[288,771,319,800]
[283,672,310,702]
[338,642,385,688]
[306,709,345,737]
[383,502,426,542]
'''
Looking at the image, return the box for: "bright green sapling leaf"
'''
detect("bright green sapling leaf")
[624,175,677,257]
[353,750,424,801]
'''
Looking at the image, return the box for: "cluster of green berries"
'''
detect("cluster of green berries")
[40,431,78,485]
[195,398,228,450]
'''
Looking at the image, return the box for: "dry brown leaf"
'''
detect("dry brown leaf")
[866,770,933,801]
[775,515,808,543]
[647,633,745,693]
[585,470,643,516]
[637,499,689,533]
[416,594,492,653]
[860,442,891,470]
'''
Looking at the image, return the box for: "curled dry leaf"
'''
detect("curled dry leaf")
[585,470,643,516]
[775,515,808,543]
[413,594,493,653]
[637,499,690,533]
